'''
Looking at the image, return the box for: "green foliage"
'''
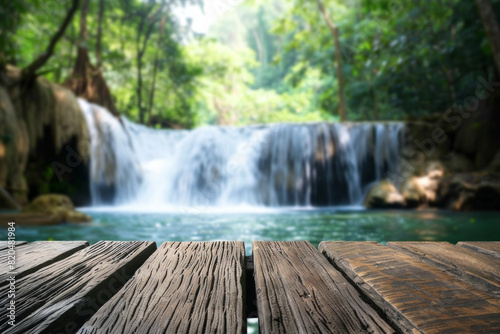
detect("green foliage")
[272,0,500,119]
[2,0,499,126]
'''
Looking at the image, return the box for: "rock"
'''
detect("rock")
[452,98,500,169]
[442,152,474,173]
[1,65,91,206]
[402,121,452,171]
[400,162,444,208]
[0,186,21,210]
[435,173,500,211]
[487,150,500,173]
[21,194,91,223]
[364,179,406,209]
[400,177,427,208]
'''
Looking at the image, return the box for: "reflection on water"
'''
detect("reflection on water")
[17,208,500,255]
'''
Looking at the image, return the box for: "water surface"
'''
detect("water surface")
[17,207,500,254]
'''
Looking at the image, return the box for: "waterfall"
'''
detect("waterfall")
[79,99,404,208]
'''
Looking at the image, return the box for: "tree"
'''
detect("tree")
[475,0,500,75]
[316,0,347,121]
[135,2,164,124]
[20,0,79,83]
[147,14,167,125]
[96,0,104,68]
[64,0,119,116]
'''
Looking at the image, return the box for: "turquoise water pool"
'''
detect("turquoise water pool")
[16,207,500,254]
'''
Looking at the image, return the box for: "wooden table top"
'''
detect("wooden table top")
[1,240,499,333]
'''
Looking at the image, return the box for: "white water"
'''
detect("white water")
[79,99,404,209]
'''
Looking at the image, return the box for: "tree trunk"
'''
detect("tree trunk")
[316,0,347,121]
[64,0,118,116]
[96,0,104,68]
[333,26,347,121]
[147,15,167,126]
[252,29,265,85]
[136,6,160,124]
[476,0,500,75]
[370,84,379,120]
[80,0,88,42]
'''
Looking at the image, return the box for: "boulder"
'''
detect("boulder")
[435,173,500,211]
[400,162,444,208]
[21,194,91,223]
[400,176,427,208]
[364,179,406,209]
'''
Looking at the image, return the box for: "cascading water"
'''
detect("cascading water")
[79,99,404,208]
[78,99,143,205]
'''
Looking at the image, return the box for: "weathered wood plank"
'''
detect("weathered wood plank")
[77,241,246,334]
[253,241,394,334]
[0,241,89,285]
[0,241,156,334]
[387,241,500,298]
[319,241,500,333]
[0,241,27,251]
[458,241,500,259]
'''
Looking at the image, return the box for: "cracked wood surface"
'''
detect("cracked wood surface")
[0,241,156,334]
[0,241,89,286]
[253,241,394,334]
[77,241,246,334]
[0,241,27,251]
[319,241,500,334]
[458,241,500,259]
[387,241,500,298]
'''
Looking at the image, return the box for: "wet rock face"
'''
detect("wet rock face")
[388,95,500,211]
[364,179,406,209]
[435,173,500,211]
[0,65,91,206]
[21,194,91,223]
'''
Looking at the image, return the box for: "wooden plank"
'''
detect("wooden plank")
[0,241,89,285]
[319,241,500,333]
[0,241,27,251]
[253,241,394,334]
[458,241,500,259]
[77,241,246,334]
[0,241,156,334]
[387,242,500,298]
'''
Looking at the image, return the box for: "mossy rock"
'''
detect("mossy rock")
[21,194,91,223]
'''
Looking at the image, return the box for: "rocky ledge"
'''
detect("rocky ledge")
[0,194,91,226]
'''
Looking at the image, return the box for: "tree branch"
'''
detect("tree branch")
[21,0,80,81]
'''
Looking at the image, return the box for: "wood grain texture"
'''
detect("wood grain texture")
[0,241,89,285]
[253,241,394,334]
[458,241,500,259]
[387,241,500,298]
[0,241,27,251]
[0,241,156,334]
[319,241,500,333]
[77,241,246,334]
